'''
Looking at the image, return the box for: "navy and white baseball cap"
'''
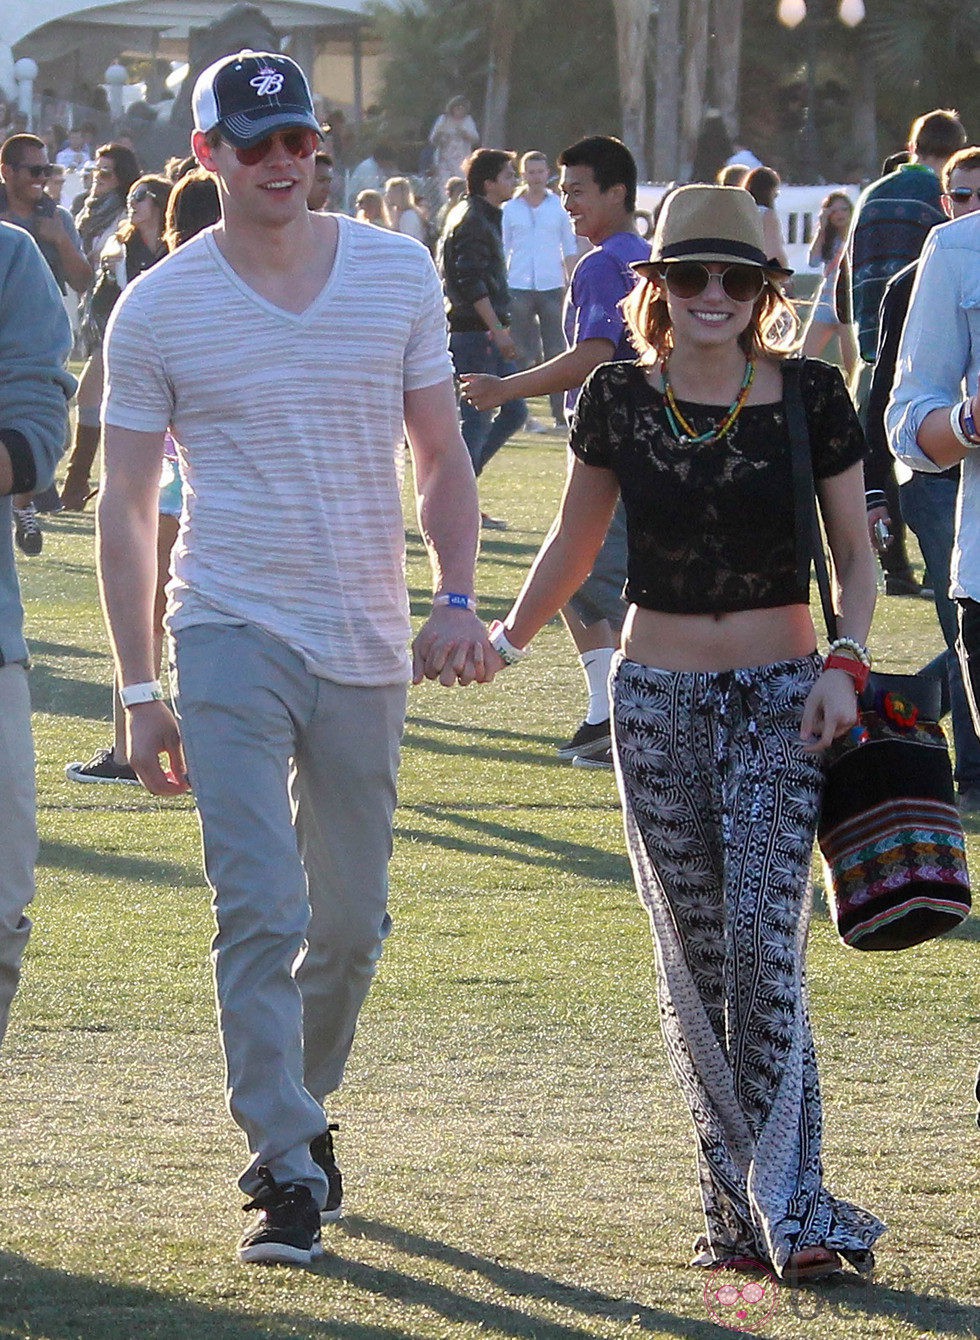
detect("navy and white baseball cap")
[192,50,321,149]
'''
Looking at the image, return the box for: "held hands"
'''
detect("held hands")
[126,699,191,796]
[459,373,505,412]
[799,669,859,753]
[412,606,504,686]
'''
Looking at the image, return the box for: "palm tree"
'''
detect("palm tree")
[611,0,653,173]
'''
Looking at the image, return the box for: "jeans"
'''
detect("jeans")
[449,330,527,477]
[509,288,565,424]
[0,663,35,1050]
[173,622,406,1204]
[901,471,980,790]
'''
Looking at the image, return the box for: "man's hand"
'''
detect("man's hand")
[412,607,500,686]
[490,327,518,362]
[126,700,191,796]
[34,211,67,246]
[459,373,505,412]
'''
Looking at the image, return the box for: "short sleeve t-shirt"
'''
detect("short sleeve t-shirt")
[103,217,453,686]
[569,357,865,615]
[562,229,649,416]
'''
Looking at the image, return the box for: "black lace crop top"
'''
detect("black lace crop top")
[568,358,865,615]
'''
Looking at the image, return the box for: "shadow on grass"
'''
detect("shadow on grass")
[406,713,563,751]
[0,1251,414,1340]
[36,839,202,888]
[397,806,630,882]
[28,639,103,661]
[333,1218,735,1337]
[28,664,111,721]
[404,720,585,769]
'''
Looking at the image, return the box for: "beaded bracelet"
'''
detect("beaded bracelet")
[827,636,872,668]
[824,653,870,693]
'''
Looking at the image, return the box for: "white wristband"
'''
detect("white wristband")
[488,620,528,666]
[950,401,973,449]
[119,680,164,708]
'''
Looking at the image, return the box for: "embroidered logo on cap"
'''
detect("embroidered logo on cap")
[250,68,284,97]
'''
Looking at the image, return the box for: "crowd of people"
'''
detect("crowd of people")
[1,49,978,1286]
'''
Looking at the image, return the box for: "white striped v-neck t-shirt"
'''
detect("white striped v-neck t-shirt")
[103,216,453,686]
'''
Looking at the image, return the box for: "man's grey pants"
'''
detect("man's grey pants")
[0,664,35,1049]
[173,623,406,1206]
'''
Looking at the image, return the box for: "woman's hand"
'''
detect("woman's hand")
[800,669,859,753]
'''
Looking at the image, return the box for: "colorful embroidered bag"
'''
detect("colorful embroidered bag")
[784,360,971,950]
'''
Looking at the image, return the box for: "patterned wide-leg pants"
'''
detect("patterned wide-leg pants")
[611,653,885,1277]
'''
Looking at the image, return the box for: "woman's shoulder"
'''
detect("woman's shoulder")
[584,359,645,395]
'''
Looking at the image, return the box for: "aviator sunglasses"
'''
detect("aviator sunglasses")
[661,261,766,303]
[226,128,318,167]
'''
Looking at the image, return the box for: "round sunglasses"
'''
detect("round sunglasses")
[661,261,767,304]
[226,128,318,167]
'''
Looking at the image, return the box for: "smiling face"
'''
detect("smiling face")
[559,163,626,244]
[2,143,50,211]
[193,127,316,229]
[658,261,758,352]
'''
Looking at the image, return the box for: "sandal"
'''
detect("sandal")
[784,1247,842,1284]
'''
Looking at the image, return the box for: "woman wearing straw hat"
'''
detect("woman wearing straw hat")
[484,185,884,1282]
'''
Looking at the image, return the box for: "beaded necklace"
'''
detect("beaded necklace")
[661,358,755,446]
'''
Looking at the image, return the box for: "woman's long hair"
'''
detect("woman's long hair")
[622,273,799,364]
[96,142,142,202]
[163,169,220,252]
[819,191,853,264]
[116,174,172,247]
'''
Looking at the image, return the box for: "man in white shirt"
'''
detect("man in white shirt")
[502,151,578,431]
[98,50,493,1267]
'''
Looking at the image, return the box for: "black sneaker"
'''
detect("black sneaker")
[237,1168,324,1266]
[310,1123,343,1222]
[572,746,614,771]
[13,504,42,556]
[556,718,611,761]
[65,747,140,786]
[884,573,933,598]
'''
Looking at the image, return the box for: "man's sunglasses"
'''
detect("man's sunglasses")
[227,129,318,167]
[17,163,55,179]
[661,261,767,303]
[947,187,980,204]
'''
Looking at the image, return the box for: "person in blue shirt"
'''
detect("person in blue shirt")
[0,221,75,1050]
[461,135,648,765]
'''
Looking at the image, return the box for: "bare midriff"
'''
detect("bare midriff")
[621,603,817,673]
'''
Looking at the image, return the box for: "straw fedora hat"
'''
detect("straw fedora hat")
[631,184,794,281]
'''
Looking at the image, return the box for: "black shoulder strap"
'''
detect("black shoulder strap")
[783,356,838,642]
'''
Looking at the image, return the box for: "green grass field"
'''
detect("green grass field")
[2,410,979,1339]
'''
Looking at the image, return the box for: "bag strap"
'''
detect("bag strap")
[783,356,838,643]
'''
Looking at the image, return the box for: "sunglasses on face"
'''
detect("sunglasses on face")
[661,261,766,303]
[96,166,116,178]
[18,163,54,179]
[128,186,154,206]
[227,128,318,167]
[948,187,980,204]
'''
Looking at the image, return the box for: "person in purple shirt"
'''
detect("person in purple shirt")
[461,135,647,765]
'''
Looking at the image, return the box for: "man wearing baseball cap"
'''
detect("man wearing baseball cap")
[97,50,494,1265]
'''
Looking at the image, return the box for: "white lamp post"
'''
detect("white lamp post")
[13,57,38,127]
[104,61,127,122]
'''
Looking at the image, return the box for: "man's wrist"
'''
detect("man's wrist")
[119,680,164,709]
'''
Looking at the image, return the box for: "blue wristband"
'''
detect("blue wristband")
[433,592,477,613]
[963,401,980,445]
